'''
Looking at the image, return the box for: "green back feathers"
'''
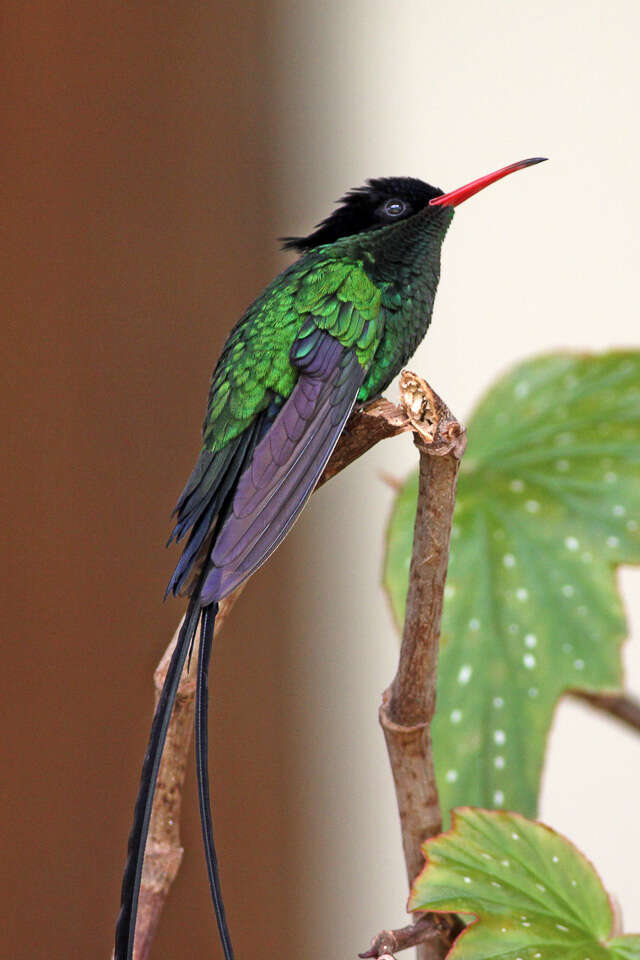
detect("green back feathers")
[203,257,384,452]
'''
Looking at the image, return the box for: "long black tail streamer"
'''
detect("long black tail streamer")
[114,586,204,960]
[196,601,234,960]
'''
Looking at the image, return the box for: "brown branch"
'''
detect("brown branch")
[319,397,411,485]
[359,914,456,959]
[126,394,412,959]
[379,371,466,960]
[570,690,640,732]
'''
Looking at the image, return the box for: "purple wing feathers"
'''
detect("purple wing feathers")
[201,333,364,604]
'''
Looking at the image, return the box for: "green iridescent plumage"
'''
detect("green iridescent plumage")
[202,256,386,452]
[202,205,454,461]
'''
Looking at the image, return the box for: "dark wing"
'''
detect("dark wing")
[200,330,366,604]
[166,399,280,597]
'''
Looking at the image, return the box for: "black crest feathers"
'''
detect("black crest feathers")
[282,176,444,253]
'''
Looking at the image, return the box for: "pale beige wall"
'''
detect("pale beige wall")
[272,0,640,951]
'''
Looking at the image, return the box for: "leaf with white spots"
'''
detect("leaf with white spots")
[409,809,640,960]
[384,351,640,816]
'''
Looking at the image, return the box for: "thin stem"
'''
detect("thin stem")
[359,914,457,959]
[380,371,466,960]
[571,690,640,733]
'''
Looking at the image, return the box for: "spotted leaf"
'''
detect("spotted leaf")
[384,351,640,817]
[409,808,639,960]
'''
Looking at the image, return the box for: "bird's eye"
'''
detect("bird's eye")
[383,198,407,217]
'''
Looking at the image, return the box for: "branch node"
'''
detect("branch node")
[379,696,429,736]
[399,369,466,458]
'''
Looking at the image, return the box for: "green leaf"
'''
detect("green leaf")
[384,352,640,817]
[409,808,639,960]
[609,938,640,960]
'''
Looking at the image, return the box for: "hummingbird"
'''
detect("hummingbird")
[114,157,545,960]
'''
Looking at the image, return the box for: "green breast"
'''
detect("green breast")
[358,257,445,402]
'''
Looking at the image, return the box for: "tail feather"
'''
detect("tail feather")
[114,588,204,960]
[196,602,234,960]
[116,411,277,958]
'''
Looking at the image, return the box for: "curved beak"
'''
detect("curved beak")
[429,157,547,208]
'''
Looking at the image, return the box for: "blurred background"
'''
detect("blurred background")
[2,2,639,958]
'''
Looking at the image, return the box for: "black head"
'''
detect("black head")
[282,177,444,253]
[282,160,548,254]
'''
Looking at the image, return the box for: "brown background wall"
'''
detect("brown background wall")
[2,4,290,957]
